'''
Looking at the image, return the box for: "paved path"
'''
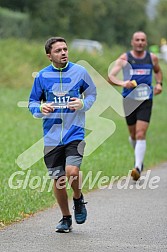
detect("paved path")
[0,163,167,252]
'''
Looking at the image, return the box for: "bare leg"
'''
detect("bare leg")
[127,124,136,141]
[127,120,149,140]
[53,165,82,216]
[53,178,71,216]
[66,165,81,199]
[135,120,149,140]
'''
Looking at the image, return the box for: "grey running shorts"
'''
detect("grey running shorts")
[44,140,85,179]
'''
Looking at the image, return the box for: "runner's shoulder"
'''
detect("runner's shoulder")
[150,52,159,64]
[119,53,127,61]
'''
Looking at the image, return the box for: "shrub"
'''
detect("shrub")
[0,7,31,38]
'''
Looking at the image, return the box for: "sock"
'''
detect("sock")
[63,215,71,219]
[129,136,136,149]
[73,193,83,201]
[135,140,146,171]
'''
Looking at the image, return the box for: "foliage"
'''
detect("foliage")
[0,0,27,12]
[0,0,151,46]
[152,0,167,42]
[95,0,149,46]
[0,7,30,38]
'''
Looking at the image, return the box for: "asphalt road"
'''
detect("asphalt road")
[0,162,167,252]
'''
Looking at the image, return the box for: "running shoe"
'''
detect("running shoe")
[131,167,141,181]
[73,194,87,224]
[55,216,72,233]
[141,163,144,172]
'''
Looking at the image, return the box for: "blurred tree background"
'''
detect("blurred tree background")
[0,0,166,47]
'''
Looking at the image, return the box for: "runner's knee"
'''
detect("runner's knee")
[66,165,79,178]
[136,130,146,139]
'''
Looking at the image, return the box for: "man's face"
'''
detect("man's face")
[131,32,147,53]
[47,41,68,67]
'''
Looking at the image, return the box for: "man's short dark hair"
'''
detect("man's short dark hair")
[45,37,67,54]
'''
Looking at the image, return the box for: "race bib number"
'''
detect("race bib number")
[128,84,151,101]
[52,92,70,108]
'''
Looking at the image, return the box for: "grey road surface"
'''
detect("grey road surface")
[0,162,167,252]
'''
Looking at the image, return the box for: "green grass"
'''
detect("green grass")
[0,39,167,227]
[0,38,124,88]
[0,87,55,225]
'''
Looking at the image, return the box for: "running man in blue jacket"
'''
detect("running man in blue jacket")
[29,37,97,232]
[108,31,163,181]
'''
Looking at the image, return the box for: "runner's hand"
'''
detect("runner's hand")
[123,80,137,89]
[154,83,162,95]
[40,103,54,115]
[67,97,83,111]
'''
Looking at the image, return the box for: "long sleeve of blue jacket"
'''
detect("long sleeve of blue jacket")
[79,69,97,112]
[29,76,44,118]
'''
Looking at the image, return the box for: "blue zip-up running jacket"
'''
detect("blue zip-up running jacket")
[29,62,97,146]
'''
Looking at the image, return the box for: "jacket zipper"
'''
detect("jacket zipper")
[60,69,63,144]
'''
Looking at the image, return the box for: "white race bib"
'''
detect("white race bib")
[52,91,70,108]
[128,84,151,101]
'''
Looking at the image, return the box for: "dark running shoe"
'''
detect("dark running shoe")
[55,216,72,233]
[141,163,144,172]
[73,194,87,224]
[131,167,141,181]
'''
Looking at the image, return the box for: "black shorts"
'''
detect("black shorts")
[44,140,85,179]
[123,99,153,126]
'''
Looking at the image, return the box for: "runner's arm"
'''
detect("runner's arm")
[151,53,163,95]
[108,53,136,89]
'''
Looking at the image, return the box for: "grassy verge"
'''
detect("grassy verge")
[0,39,166,227]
